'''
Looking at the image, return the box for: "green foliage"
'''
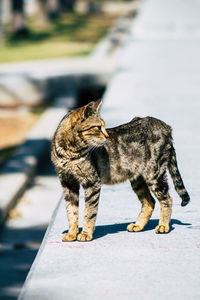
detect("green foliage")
[0,12,116,63]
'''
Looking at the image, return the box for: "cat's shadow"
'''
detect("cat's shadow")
[63,219,191,241]
[92,219,191,240]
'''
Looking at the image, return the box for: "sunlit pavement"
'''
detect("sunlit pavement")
[16,0,200,299]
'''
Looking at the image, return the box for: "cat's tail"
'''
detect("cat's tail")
[168,145,190,206]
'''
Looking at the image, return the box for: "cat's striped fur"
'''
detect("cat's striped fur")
[51,100,190,241]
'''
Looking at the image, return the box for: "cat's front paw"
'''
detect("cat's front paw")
[77,232,93,242]
[127,223,142,232]
[155,224,170,234]
[62,232,77,242]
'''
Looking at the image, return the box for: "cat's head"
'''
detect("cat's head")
[65,100,108,149]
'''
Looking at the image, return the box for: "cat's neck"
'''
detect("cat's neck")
[69,147,92,161]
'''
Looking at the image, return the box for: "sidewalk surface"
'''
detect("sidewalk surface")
[19,0,200,299]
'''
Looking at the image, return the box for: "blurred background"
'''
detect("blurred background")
[0,0,127,62]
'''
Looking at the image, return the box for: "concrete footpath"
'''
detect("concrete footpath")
[18,0,200,299]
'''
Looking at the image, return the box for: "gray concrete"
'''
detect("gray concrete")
[91,1,139,59]
[18,0,200,299]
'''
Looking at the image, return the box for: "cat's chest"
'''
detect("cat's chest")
[68,159,98,183]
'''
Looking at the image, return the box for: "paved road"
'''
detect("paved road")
[19,0,200,299]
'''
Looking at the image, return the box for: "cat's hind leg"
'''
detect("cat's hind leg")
[127,176,155,232]
[147,172,172,233]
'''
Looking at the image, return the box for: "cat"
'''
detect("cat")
[51,100,190,242]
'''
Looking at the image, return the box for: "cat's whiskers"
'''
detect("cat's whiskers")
[87,141,106,156]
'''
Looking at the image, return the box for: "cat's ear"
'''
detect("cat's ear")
[70,102,93,126]
[71,110,81,126]
[83,100,102,118]
[93,99,102,112]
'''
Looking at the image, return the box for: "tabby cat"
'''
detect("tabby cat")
[51,100,190,242]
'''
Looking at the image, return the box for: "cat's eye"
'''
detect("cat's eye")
[89,126,101,131]
[79,126,101,133]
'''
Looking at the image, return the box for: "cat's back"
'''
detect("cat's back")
[106,116,172,143]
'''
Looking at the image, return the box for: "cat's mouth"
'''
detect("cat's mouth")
[100,140,107,146]
[95,140,107,147]
[90,138,107,149]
